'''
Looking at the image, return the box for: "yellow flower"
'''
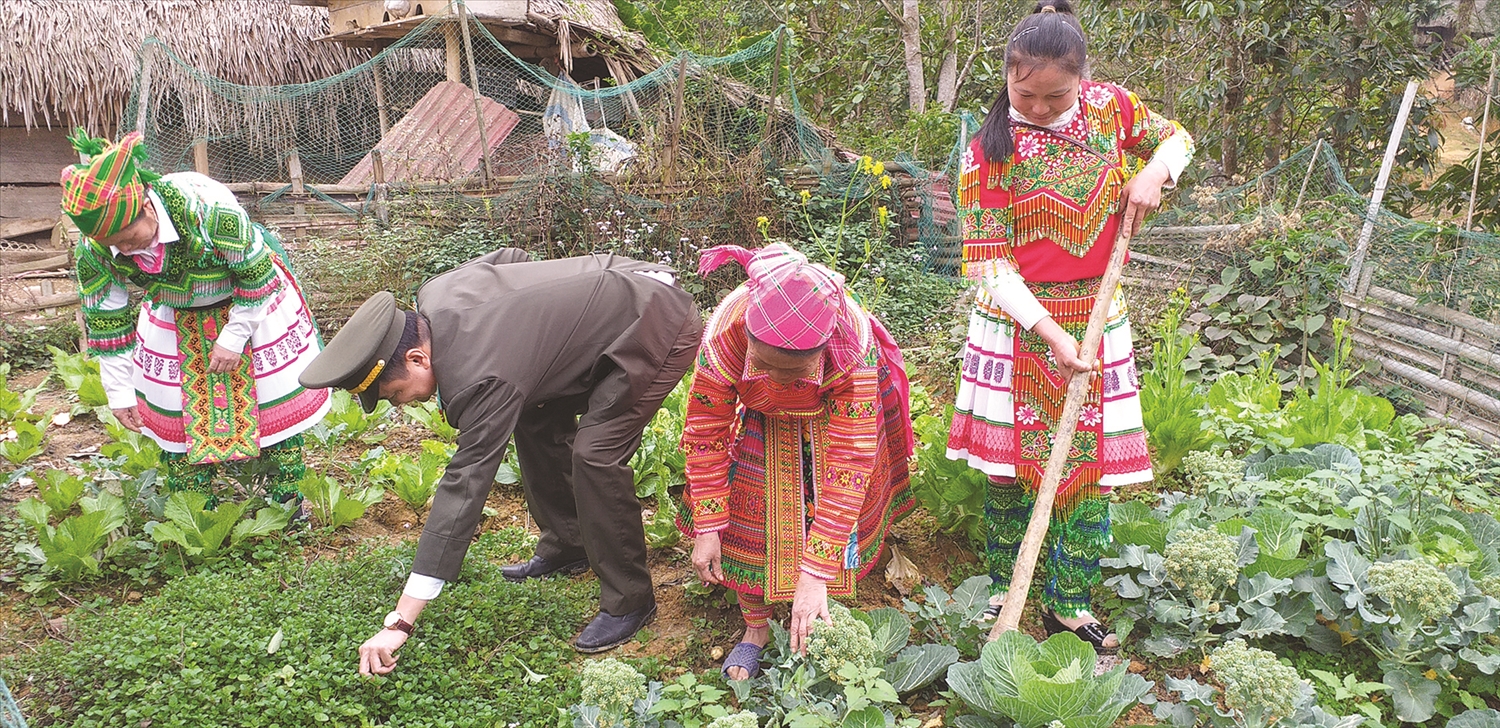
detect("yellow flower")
[756,216,770,234]
[872,161,885,176]
[877,206,889,226]
[799,189,812,204]
[880,175,892,190]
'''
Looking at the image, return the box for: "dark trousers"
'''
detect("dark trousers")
[512,311,702,615]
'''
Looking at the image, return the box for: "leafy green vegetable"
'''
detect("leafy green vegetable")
[1,419,47,464]
[296,473,382,530]
[0,362,43,425]
[49,344,110,408]
[148,492,289,560]
[23,491,129,582]
[1140,290,1216,474]
[947,630,1152,728]
[370,440,450,512]
[403,400,458,441]
[909,405,987,545]
[34,469,87,518]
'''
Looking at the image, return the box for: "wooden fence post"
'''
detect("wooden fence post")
[134,54,153,134]
[287,148,306,219]
[444,23,463,84]
[761,28,785,165]
[1465,53,1497,231]
[372,149,390,226]
[372,61,391,136]
[1344,80,1419,305]
[457,0,494,187]
[193,140,209,176]
[664,55,689,186]
[1292,138,1322,214]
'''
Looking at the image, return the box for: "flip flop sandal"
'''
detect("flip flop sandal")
[720,641,765,680]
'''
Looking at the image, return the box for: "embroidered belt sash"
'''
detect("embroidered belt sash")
[763,416,857,601]
[1011,277,1105,510]
[177,302,260,464]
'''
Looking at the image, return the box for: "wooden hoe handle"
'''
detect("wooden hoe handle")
[988,221,1134,641]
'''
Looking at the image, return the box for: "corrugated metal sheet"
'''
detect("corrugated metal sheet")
[339,80,520,186]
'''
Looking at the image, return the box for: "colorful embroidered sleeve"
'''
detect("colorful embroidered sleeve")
[801,351,881,580]
[74,240,136,358]
[1118,86,1195,175]
[957,142,1020,281]
[680,293,751,535]
[187,176,281,308]
[681,365,739,534]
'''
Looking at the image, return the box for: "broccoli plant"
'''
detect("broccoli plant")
[704,712,758,728]
[573,658,651,727]
[706,603,957,727]
[1155,641,1360,728]
[806,602,881,683]
[1103,517,1319,657]
[1306,542,1500,724]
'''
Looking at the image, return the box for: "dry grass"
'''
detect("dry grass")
[0,0,371,132]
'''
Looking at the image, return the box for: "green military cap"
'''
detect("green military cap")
[299,291,407,413]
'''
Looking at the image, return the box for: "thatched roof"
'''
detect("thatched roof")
[0,0,371,132]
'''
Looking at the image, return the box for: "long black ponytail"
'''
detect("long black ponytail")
[975,0,1089,162]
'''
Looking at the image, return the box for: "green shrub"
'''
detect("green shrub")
[0,319,81,370]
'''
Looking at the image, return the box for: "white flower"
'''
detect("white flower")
[1079,404,1102,426]
[1083,84,1113,108]
[1016,405,1039,426]
[1018,136,1042,159]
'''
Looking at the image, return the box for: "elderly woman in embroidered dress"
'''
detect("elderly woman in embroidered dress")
[945,0,1194,651]
[62,129,330,506]
[679,243,914,680]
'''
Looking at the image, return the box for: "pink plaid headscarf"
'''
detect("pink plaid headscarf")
[698,243,845,350]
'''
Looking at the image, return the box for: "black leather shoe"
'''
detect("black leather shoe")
[573,603,657,653]
[501,555,590,583]
[1041,610,1119,653]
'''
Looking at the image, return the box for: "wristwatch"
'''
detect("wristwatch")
[383,610,414,635]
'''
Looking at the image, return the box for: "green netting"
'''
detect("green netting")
[123,11,837,213]
[0,675,25,728]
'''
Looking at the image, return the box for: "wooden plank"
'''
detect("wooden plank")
[1346,326,1445,370]
[1,292,75,313]
[0,128,79,184]
[0,186,63,221]
[1373,286,1500,341]
[0,217,56,239]
[1,248,68,264]
[1,253,69,276]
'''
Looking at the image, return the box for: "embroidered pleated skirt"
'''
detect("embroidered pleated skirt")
[134,261,331,458]
[946,277,1152,616]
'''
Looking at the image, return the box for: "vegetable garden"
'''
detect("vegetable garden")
[3,169,1500,727]
[4,2,1500,727]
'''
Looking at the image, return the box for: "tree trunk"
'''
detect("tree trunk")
[935,0,960,113]
[900,0,926,113]
[1222,47,1245,178]
[1455,0,1477,41]
[1267,100,1285,169]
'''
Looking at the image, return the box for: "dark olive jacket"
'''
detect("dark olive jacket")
[412,249,696,581]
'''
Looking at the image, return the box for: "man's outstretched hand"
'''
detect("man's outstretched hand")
[358,628,409,676]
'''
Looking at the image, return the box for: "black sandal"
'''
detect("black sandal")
[1040,611,1118,653]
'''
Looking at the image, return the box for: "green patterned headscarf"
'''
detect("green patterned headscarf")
[59,129,161,239]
